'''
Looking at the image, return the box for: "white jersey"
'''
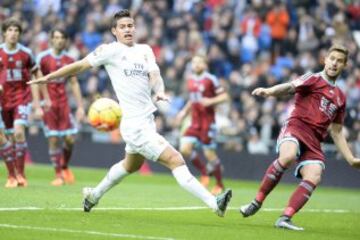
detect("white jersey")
[86,42,159,119]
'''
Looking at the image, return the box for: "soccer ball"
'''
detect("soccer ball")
[87,98,122,132]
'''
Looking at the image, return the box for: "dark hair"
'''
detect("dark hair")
[2,18,22,34]
[328,44,349,63]
[111,9,132,28]
[50,28,68,39]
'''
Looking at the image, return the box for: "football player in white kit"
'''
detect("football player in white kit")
[28,10,232,217]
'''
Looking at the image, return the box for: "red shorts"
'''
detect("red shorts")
[182,120,217,148]
[277,119,324,162]
[42,104,77,137]
[1,103,31,134]
[276,119,325,178]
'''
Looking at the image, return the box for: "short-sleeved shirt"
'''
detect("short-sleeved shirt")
[0,43,36,109]
[289,71,346,141]
[36,49,75,107]
[85,42,159,120]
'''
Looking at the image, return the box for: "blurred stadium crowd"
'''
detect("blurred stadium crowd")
[1,0,360,157]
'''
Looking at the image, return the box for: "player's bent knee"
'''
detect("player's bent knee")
[303,173,322,185]
[167,152,185,169]
[278,155,297,167]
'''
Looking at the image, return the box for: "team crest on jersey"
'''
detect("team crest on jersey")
[9,57,14,62]
[121,56,127,61]
[16,60,22,68]
[144,54,148,63]
[329,89,334,95]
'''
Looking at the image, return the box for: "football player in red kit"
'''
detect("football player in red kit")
[37,29,85,186]
[177,55,229,195]
[0,18,45,187]
[240,44,360,230]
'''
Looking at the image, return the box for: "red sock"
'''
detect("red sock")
[1,142,16,178]
[49,149,63,178]
[15,141,27,177]
[283,180,316,217]
[62,145,73,169]
[255,159,286,203]
[190,152,207,176]
[211,160,224,188]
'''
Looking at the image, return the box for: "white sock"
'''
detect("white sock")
[172,165,218,211]
[92,161,129,200]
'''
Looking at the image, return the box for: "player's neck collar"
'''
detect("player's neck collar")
[117,41,135,48]
[51,48,65,58]
[320,71,336,86]
[193,71,207,80]
[3,43,20,54]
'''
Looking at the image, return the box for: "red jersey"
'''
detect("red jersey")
[0,43,36,109]
[288,72,347,141]
[36,49,75,107]
[187,71,223,126]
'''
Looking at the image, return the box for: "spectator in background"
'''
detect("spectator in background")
[266,2,289,61]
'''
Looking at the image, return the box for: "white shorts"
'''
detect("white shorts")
[120,114,169,161]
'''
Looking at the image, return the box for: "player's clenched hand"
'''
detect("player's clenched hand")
[252,87,271,97]
[27,76,50,84]
[155,92,169,102]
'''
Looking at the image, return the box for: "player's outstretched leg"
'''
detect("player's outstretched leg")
[82,161,131,212]
[160,146,232,217]
[239,159,286,217]
[274,216,304,231]
[82,154,143,212]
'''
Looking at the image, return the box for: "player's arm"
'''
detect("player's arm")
[329,123,360,168]
[34,69,51,109]
[30,69,48,119]
[175,100,192,126]
[149,70,169,102]
[252,82,295,98]
[200,91,229,107]
[28,58,92,84]
[69,76,85,122]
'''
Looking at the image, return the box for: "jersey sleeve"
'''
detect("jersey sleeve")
[85,44,114,67]
[145,45,160,72]
[291,72,316,94]
[209,74,224,94]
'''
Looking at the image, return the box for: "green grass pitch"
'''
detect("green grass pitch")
[0,163,359,240]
